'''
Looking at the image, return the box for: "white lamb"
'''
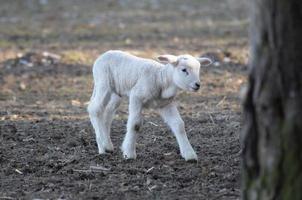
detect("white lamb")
[87,50,211,161]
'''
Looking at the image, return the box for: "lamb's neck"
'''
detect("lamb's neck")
[157,64,178,98]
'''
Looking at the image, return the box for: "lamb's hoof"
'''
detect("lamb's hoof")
[105,149,114,153]
[98,148,106,155]
[122,149,137,159]
[104,143,114,153]
[96,140,106,154]
[186,158,198,163]
[182,150,198,162]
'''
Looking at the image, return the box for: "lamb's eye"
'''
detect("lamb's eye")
[182,68,188,75]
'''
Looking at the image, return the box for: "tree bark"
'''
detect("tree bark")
[242,0,302,199]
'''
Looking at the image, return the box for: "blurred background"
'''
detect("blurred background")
[0,0,248,199]
[0,0,248,57]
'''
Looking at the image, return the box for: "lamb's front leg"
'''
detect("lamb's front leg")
[159,103,198,161]
[121,96,142,159]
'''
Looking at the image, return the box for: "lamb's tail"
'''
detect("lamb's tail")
[89,51,112,104]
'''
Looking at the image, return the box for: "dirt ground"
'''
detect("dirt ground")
[0,0,248,199]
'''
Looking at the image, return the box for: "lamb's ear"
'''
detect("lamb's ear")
[197,57,212,66]
[157,55,178,66]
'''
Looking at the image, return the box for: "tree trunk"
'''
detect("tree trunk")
[242,0,302,199]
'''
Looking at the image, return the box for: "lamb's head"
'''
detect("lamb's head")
[157,54,212,92]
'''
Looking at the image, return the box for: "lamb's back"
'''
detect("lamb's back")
[95,50,163,96]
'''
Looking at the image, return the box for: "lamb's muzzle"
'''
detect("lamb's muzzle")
[87,50,212,161]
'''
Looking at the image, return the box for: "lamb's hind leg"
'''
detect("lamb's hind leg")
[102,93,121,151]
[121,95,143,159]
[87,84,112,154]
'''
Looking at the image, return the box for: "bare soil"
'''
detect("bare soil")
[0,1,248,199]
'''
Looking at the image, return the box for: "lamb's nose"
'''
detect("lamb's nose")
[195,82,200,89]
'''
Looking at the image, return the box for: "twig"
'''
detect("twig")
[15,169,23,175]
[73,165,110,173]
[187,128,193,133]
[90,165,110,171]
[208,113,215,124]
[148,185,157,191]
[146,167,154,173]
[216,96,226,107]
[213,192,238,200]
[23,137,35,142]
[147,121,159,127]
[0,196,14,200]
[42,51,61,60]
[73,169,92,173]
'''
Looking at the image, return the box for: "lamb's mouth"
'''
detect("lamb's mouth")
[190,87,199,92]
